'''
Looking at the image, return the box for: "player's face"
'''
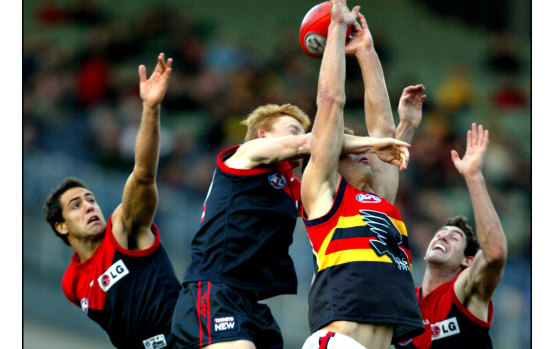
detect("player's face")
[264,115,305,138]
[338,153,373,184]
[57,187,106,242]
[424,226,467,268]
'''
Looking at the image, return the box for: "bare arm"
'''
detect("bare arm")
[302,0,359,219]
[344,135,410,170]
[112,53,172,249]
[226,133,408,170]
[346,12,399,202]
[453,124,508,317]
[224,134,311,169]
[396,84,426,143]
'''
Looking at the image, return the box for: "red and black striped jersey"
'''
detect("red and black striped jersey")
[303,177,424,344]
[62,216,181,348]
[183,145,301,298]
[396,278,493,349]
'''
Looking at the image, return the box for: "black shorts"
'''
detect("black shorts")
[171,281,283,349]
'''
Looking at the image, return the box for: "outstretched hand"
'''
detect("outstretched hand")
[370,137,411,171]
[139,53,173,108]
[345,12,372,56]
[451,123,489,177]
[330,0,360,28]
[398,84,426,129]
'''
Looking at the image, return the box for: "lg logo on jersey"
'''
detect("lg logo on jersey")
[98,259,129,292]
[431,317,460,340]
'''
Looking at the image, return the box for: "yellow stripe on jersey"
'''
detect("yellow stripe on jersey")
[332,214,407,236]
[314,213,410,272]
[319,249,393,270]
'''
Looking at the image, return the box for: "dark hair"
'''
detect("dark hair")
[442,215,480,257]
[43,177,87,245]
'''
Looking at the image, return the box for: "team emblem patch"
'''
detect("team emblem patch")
[356,193,381,203]
[214,316,237,332]
[80,298,89,314]
[268,173,286,189]
[142,334,167,349]
[98,259,129,292]
[360,210,410,271]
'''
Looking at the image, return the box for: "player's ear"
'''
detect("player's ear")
[461,255,474,269]
[257,129,266,138]
[55,221,68,236]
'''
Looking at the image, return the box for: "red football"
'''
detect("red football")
[299,1,353,58]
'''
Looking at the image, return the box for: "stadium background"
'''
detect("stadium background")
[23,0,530,348]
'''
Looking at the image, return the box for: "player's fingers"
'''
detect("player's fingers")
[138,65,147,82]
[451,149,460,163]
[357,12,367,28]
[395,140,411,148]
[165,58,173,73]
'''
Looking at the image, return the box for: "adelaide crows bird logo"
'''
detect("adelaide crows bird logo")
[360,210,410,271]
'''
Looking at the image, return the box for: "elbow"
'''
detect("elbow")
[378,120,396,138]
[133,166,157,185]
[485,243,508,268]
[317,87,346,110]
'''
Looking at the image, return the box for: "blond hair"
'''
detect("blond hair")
[240,104,311,142]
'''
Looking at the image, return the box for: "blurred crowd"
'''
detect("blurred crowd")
[24,0,530,263]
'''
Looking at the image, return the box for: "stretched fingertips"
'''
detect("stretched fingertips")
[138,65,147,81]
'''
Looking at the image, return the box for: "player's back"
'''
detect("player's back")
[184,145,301,299]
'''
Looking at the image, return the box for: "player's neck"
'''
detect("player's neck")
[421,265,458,298]
[344,174,374,194]
[71,234,104,263]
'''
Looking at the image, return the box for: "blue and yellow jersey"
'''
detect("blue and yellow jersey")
[303,178,424,344]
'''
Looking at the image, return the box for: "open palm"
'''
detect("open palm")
[139,53,173,108]
[451,123,489,177]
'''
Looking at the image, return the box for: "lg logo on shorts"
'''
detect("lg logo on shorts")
[98,259,129,292]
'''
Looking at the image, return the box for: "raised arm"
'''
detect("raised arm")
[302,0,359,219]
[396,84,426,143]
[345,12,399,202]
[346,13,394,137]
[453,124,508,317]
[112,53,172,249]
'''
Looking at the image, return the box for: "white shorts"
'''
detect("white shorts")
[302,330,367,349]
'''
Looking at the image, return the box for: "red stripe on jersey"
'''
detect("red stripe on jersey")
[319,331,335,349]
[107,218,160,257]
[197,281,203,347]
[325,237,372,254]
[399,244,412,264]
[217,145,274,176]
[207,281,212,344]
